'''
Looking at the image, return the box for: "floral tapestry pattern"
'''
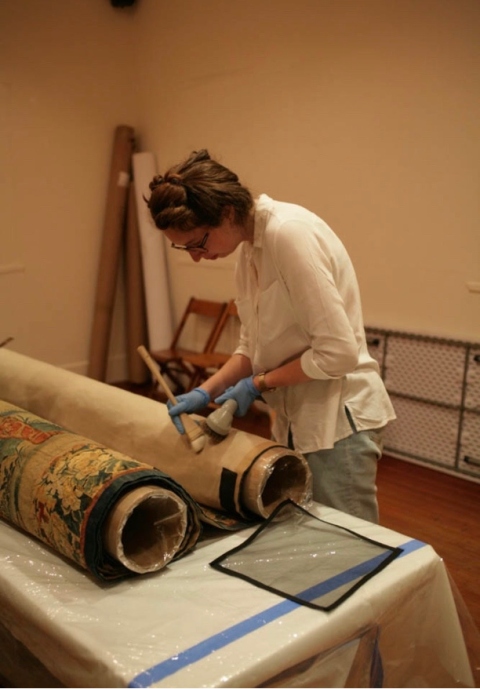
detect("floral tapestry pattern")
[0,401,201,580]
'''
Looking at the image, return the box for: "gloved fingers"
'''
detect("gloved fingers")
[169,413,203,435]
[166,400,187,433]
[213,394,244,417]
[214,378,259,417]
[214,395,249,417]
[167,408,185,435]
[166,388,210,435]
[167,388,210,414]
[214,392,230,406]
[214,386,234,404]
[167,397,183,412]
[233,402,248,418]
[168,399,189,417]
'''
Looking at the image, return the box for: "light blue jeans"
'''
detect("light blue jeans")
[300,428,384,524]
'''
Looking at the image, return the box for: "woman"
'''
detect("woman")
[146,149,395,523]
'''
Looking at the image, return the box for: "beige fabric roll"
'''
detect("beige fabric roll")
[0,349,312,520]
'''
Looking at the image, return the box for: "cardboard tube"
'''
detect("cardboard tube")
[242,449,313,518]
[102,486,188,573]
[88,125,135,381]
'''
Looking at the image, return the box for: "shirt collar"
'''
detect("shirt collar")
[252,194,273,249]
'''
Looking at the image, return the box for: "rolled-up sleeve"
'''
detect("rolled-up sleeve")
[234,320,250,358]
[271,220,360,380]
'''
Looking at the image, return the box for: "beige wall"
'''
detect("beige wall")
[0,1,139,378]
[1,0,479,380]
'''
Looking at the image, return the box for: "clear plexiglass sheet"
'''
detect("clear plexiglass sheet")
[210,500,402,611]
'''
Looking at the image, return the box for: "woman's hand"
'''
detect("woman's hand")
[214,376,261,417]
[167,387,210,434]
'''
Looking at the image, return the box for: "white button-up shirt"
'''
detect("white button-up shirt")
[234,195,396,452]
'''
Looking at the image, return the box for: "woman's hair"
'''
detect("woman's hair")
[145,149,253,233]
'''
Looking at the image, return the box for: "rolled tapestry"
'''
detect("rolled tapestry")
[0,400,201,581]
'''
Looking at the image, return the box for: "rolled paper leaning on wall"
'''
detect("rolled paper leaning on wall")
[0,349,313,527]
[0,400,201,581]
[87,124,135,382]
[132,151,173,352]
[125,181,149,384]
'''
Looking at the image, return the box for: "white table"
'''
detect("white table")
[0,503,475,688]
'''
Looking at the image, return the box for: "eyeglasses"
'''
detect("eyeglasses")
[170,232,210,254]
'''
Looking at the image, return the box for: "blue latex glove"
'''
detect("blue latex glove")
[214,376,261,417]
[167,387,211,434]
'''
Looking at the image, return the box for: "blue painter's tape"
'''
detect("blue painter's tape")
[398,538,426,556]
[301,551,392,603]
[128,539,426,688]
[129,599,298,688]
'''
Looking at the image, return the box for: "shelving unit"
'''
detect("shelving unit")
[365,327,480,482]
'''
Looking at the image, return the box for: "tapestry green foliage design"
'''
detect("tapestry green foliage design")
[0,402,201,580]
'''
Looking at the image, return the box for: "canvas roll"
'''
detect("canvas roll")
[132,151,173,352]
[125,182,149,384]
[88,124,135,381]
[0,350,312,524]
[0,400,200,581]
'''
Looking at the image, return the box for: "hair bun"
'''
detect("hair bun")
[192,149,211,162]
[149,175,164,191]
[167,174,183,186]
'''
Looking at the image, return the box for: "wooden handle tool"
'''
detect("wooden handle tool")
[137,346,206,453]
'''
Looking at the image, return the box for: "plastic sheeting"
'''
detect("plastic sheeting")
[0,504,477,688]
[257,624,384,688]
[210,500,402,611]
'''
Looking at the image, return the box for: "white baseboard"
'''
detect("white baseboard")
[384,451,480,485]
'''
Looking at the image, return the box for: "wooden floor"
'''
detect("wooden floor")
[377,455,480,630]
[115,381,480,633]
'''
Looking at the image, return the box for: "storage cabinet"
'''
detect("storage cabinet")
[365,328,480,481]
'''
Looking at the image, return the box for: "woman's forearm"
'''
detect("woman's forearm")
[203,353,314,399]
[200,353,253,400]
[252,357,312,392]
[200,351,314,401]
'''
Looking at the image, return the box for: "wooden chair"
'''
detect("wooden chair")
[184,300,239,389]
[149,297,229,395]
